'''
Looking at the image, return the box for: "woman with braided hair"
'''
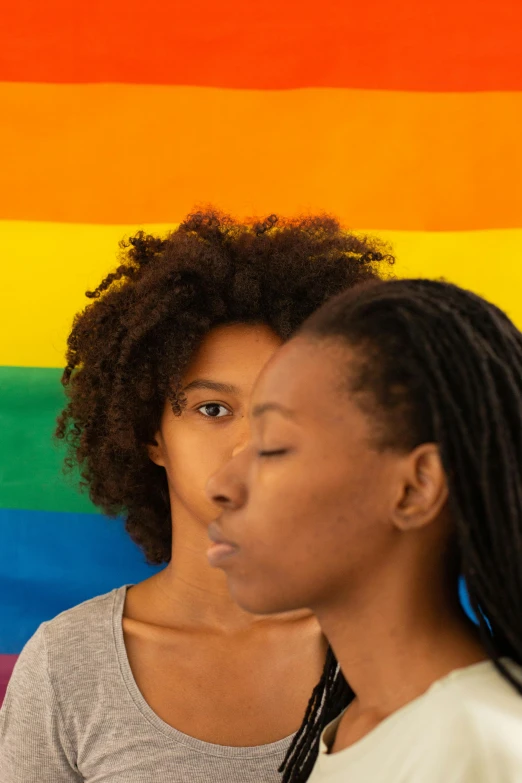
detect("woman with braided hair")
[208,277,522,783]
[0,210,393,783]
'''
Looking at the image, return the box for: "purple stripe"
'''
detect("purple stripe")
[0,654,18,705]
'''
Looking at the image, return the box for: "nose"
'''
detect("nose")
[231,416,251,459]
[206,451,248,510]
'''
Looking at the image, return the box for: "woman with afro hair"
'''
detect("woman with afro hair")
[0,210,393,783]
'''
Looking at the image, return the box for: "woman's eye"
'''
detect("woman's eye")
[258,449,288,457]
[197,403,231,419]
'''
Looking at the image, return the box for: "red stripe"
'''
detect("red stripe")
[2,0,522,90]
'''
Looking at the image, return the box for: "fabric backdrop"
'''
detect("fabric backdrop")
[1,1,522,702]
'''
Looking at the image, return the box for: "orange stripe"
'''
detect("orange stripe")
[1,84,521,230]
[2,0,522,90]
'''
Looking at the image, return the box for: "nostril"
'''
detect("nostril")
[213,494,231,506]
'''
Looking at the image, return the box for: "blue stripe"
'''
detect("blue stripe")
[0,508,162,653]
[1,508,478,654]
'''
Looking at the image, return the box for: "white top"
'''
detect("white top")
[308,659,522,783]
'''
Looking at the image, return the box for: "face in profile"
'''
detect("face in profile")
[206,335,413,615]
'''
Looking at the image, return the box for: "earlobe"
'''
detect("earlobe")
[392,445,448,532]
[147,436,165,467]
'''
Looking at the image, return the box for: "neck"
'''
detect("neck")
[314,561,486,715]
[149,506,312,632]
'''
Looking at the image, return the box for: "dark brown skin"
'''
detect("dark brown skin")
[207,335,487,752]
[122,324,327,746]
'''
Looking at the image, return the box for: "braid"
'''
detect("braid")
[283,278,522,781]
[279,648,354,783]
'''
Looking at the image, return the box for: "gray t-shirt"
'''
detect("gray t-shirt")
[0,585,293,782]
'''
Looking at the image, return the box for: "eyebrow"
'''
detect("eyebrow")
[251,402,296,419]
[183,379,241,395]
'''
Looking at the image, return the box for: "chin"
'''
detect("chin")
[229,579,305,617]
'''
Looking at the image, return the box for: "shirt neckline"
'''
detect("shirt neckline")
[318,657,512,767]
[111,584,295,759]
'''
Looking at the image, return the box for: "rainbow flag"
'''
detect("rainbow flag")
[1,0,522,701]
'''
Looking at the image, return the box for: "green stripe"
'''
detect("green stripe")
[0,367,96,513]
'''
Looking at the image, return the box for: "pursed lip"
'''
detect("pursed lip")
[207,520,239,567]
[207,520,239,549]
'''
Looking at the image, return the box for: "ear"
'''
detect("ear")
[391,444,448,532]
[147,433,166,467]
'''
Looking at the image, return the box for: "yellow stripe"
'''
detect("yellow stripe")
[2,221,522,368]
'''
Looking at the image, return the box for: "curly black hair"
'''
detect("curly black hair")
[56,209,394,565]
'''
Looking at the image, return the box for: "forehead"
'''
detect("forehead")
[254,336,352,421]
[183,323,282,384]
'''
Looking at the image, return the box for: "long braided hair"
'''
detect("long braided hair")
[279,649,353,782]
[280,278,522,782]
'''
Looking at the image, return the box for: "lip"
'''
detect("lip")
[207,521,239,568]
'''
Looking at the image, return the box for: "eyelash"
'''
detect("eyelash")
[258,449,288,458]
[196,403,232,419]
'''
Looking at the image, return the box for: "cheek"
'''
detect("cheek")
[225,457,391,614]
[160,424,236,518]
[224,466,347,612]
